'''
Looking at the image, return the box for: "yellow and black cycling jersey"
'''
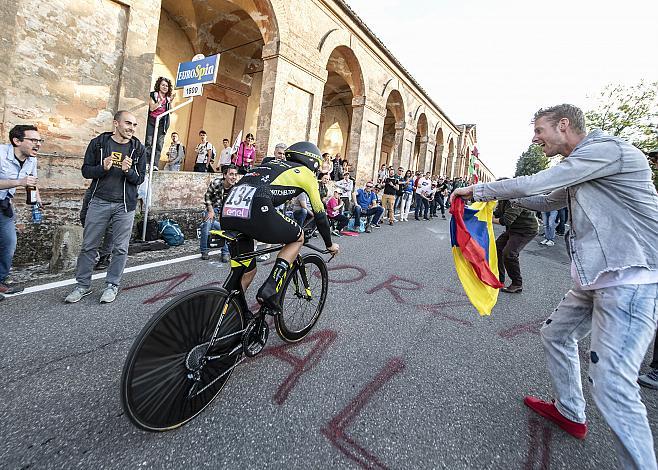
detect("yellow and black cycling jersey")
[221,160,332,247]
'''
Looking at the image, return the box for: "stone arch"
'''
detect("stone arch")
[380,89,406,169]
[156,0,281,169]
[433,127,444,176]
[412,113,428,172]
[318,45,366,166]
[318,35,367,98]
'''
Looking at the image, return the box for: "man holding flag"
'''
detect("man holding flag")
[451,104,658,470]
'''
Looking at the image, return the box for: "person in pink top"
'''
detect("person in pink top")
[326,189,348,234]
[233,132,256,174]
[145,77,175,166]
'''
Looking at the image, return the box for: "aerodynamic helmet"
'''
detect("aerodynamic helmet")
[284,141,323,173]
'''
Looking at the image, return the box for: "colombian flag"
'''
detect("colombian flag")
[449,198,503,316]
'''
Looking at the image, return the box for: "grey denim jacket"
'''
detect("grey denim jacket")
[473,129,658,286]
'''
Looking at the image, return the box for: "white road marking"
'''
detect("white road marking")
[5,250,223,297]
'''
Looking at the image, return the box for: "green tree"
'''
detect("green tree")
[585,80,658,152]
[514,144,549,177]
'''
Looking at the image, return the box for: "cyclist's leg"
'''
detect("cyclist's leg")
[255,209,303,310]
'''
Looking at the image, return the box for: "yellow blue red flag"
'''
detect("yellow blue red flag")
[449,198,503,316]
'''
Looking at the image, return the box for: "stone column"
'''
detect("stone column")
[254,44,280,160]
[346,95,366,169]
[353,103,385,186]
[392,121,405,168]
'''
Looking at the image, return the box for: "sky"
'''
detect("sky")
[345,0,658,177]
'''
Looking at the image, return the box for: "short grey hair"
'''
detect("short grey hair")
[274,143,287,152]
[533,104,586,134]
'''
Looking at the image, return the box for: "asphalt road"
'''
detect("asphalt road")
[1,217,657,469]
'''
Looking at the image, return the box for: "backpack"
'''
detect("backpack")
[137,218,159,241]
[158,219,185,246]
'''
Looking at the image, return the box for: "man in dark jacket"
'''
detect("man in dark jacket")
[65,110,146,304]
[493,198,538,293]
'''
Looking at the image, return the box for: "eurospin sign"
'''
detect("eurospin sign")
[175,54,220,91]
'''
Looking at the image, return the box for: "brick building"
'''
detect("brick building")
[0,0,495,265]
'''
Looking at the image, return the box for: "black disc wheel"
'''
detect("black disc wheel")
[275,253,328,342]
[121,287,244,431]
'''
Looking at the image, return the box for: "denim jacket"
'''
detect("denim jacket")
[473,130,658,286]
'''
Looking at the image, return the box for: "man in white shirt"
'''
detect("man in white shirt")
[218,138,234,173]
[194,130,215,173]
[414,172,431,220]
[335,171,354,212]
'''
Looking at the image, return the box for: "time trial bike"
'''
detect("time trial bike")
[120,228,331,431]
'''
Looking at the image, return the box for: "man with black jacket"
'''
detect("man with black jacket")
[65,111,146,304]
[493,197,538,293]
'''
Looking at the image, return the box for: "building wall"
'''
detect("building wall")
[1,0,495,266]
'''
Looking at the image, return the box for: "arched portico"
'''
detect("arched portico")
[445,138,455,178]
[154,0,280,169]
[412,113,428,172]
[433,127,445,176]
[380,89,406,169]
[318,45,365,171]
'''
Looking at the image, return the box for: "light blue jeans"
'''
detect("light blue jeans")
[200,208,229,255]
[540,283,658,470]
[0,210,16,283]
[542,210,558,241]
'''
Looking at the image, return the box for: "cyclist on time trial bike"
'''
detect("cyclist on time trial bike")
[220,141,340,312]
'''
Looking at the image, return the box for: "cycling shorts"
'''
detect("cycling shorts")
[221,194,302,245]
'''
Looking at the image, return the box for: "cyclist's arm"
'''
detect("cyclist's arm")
[298,168,332,248]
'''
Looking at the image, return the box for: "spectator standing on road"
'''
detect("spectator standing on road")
[415,172,431,220]
[0,124,43,295]
[193,130,215,173]
[451,104,658,469]
[352,181,384,233]
[65,111,146,304]
[80,186,112,270]
[400,170,414,221]
[145,77,174,162]
[555,206,568,237]
[382,168,398,225]
[164,132,184,171]
[435,177,448,219]
[393,167,405,214]
[232,133,256,174]
[200,165,238,262]
[493,196,538,293]
[540,210,558,246]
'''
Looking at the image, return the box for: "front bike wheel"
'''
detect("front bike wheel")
[275,253,328,342]
[121,287,244,431]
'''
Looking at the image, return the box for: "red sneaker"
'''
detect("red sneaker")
[523,396,588,439]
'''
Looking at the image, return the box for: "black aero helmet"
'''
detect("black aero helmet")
[285,141,323,173]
